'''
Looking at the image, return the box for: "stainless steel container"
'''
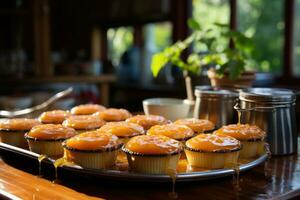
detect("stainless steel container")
[194,86,238,128]
[237,88,297,155]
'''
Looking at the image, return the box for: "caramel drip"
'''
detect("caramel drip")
[53,157,75,182]
[264,143,272,179]
[167,168,178,199]
[37,154,47,177]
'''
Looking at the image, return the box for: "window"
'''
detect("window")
[143,22,172,52]
[107,27,133,66]
[293,0,300,76]
[193,0,230,27]
[238,0,284,74]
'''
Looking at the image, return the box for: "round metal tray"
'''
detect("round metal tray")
[0,142,268,183]
[58,154,268,182]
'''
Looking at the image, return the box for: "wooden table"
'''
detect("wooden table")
[0,144,300,200]
[0,75,116,106]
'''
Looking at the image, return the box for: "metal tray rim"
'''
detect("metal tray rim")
[0,142,268,182]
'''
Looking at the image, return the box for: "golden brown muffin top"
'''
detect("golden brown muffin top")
[185,134,241,152]
[125,115,169,130]
[98,121,145,138]
[26,124,76,140]
[124,135,182,155]
[214,124,266,141]
[71,104,106,115]
[0,118,40,131]
[93,108,132,122]
[174,118,215,133]
[64,131,120,151]
[62,115,105,130]
[147,124,194,141]
[39,110,71,124]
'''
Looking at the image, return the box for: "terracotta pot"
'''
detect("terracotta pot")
[207,69,256,89]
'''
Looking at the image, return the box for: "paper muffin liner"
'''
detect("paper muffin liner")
[27,140,64,157]
[125,153,181,174]
[64,149,119,169]
[239,141,265,158]
[184,150,240,169]
[0,131,28,148]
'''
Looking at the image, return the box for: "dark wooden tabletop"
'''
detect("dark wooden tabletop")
[1,141,300,200]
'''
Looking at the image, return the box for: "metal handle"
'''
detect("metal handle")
[234,101,294,112]
[0,87,73,118]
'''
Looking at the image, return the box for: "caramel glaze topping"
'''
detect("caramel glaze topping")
[27,124,76,140]
[71,104,106,115]
[64,131,120,151]
[98,121,145,138]
[93,108,132,122]
[0,118,40,131]
[125,135,182,155]
[174,118,215,133]
[186,134,241,152]
[126,115,169,130]
[214,124,266,141]
[147,124,194,140]
[62,115,105,130]
[39,110,71,124]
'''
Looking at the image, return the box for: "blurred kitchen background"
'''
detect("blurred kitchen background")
[0,0,299,113]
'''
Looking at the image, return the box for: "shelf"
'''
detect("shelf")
[0,9,31,16]
[0,74,117,85]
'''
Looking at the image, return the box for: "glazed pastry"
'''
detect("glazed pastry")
[63,131,123,169]
[97,121,145,144]
[25,124,76,157]
[62,115,106,133]
[126,115,169,130]
[0,118,40,148]
[122,135,183,174]
[147,124,194,141]
[185,134,241,169]
[38,110,71,124]
[94,108,132,122]
[174,118,215,133]
[214,124,266,158]
[71,104,106,115]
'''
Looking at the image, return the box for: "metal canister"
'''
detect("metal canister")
[194,86,238,128]
[237,88,297,155]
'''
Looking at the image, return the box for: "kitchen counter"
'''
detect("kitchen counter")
[0,144,300,200]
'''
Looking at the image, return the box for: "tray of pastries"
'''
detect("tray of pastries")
[0,104,268,182]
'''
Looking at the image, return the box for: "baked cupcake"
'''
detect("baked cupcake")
[71,104,106,115]
[97,121,145,144]
[25,124,76,157]
[62,115,106,133]
[63,131,123,169]
[38,110,71,124]
[122,135,183,174]
[94,108,132,122]
[147,124,194,142]
[174,118,215,134]
[126,115,169,130]
[0,118,40,148]
[185,134,241,169]
[214,124,266,158]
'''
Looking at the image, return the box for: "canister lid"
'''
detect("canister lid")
[239,88,296,103]
[195,86,238,99]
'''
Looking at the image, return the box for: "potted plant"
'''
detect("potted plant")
[151,19,257,95]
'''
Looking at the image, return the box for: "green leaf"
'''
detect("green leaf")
[188,18,201,30]
[151,53,169,77]
[228,60,245,80]
[213,23,229,28]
